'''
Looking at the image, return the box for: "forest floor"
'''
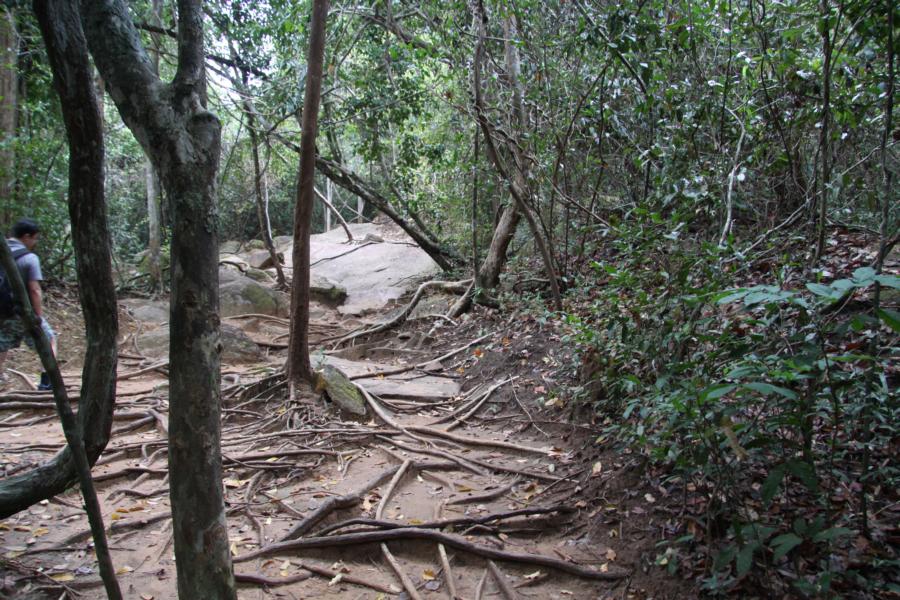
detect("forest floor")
[0,235,697,599]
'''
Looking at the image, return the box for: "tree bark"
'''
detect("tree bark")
[80,2,235,597]
[145,0,164,294]
[288,0,329,388]
[0,7,17,224]
[0,0,119,520]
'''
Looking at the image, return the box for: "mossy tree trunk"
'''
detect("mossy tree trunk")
[80,1,235,597]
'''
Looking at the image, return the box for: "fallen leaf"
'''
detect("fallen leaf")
[591,461,603,477]
[115,565,134,575]
[606,548,617,561]
[524,570,542,579]
[50,573,75,582]
[644,493,656,503]
[422,568,436,581]
[33,528,49,537]
[408,519,424,525]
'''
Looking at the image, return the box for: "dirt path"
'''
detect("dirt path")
[0,290,667,599]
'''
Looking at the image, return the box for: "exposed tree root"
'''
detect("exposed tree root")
[335,279,472,347]
[235,527,630,580]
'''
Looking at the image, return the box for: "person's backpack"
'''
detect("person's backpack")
[0,248,32,318]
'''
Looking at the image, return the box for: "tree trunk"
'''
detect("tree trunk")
[145,0,164,294]
[288,0,329,389]
[0,0,119,520]
[470,0,562,310]
[0,7,18,224]
[478,204,520,291]
[81,1,235,597]
[246,103,286,287]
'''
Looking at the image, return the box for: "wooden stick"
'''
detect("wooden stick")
[234,528,630,580]
[474,569,489,600]
[488,561,519,600]
[234,572,312,586]
[435,500,458,600]
[375,459,422,600]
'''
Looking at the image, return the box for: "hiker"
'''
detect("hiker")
[0,218,57,390]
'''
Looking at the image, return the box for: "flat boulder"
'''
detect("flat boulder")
[121,298,169,324]
[136,323,263,364]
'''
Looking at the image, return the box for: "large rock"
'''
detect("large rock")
[310,273,348,305]
[219,240,242,255]
[220,276,289,317]
[136,323,263,364]
[120,298,169,324]
[247,249,283,270]
[290,223,441,315]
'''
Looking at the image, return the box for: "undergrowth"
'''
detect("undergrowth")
[558,213,899,598]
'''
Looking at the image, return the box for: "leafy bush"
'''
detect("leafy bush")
[564,217,899,595]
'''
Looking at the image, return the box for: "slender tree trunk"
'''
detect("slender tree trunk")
[0,0,119,520]
[288,0,329,389]
[325,178,333,231]
[246,102,286,286]
[0,7,18,224]
[814,0,833,262]
[81,2,235,597]
[145,0,163,293]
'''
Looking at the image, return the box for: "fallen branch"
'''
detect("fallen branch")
[488,560,520,600]
[235,528,630,580]
[234,572,312,586]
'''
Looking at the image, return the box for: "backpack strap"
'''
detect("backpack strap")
[11,247,30,261]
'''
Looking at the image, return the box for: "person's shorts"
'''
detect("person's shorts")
[0,316,56,353]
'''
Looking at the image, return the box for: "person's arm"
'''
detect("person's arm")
[26,280,43,318]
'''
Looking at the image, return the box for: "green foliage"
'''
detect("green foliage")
[563,212,898,594]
